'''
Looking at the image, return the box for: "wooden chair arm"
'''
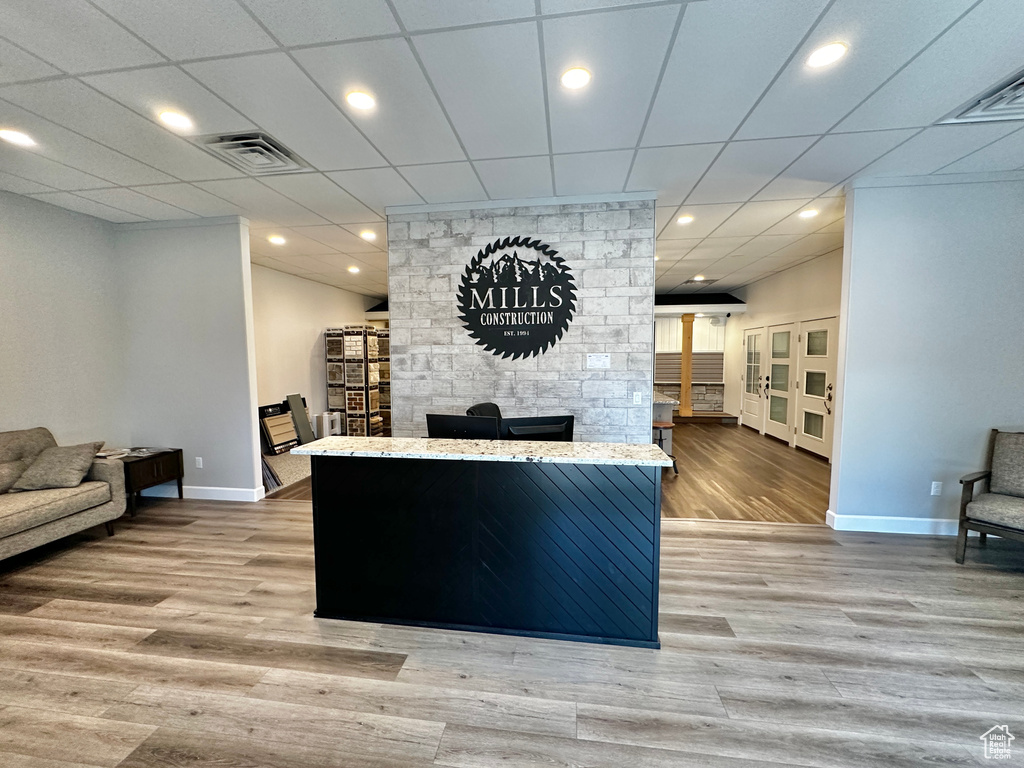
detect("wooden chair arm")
[959,470,990,485]
[959,470,990,519]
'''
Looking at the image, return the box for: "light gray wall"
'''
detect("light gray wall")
[117,218,262,499]
[388,197,656,443]
[0,191,129,446]
[832,178,1024,533]
[251,265,373,415]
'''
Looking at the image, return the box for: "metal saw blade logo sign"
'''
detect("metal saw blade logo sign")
[457,236,577,359]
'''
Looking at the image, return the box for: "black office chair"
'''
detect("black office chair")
[466,402,502,421]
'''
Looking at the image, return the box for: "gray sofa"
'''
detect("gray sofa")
[0,427,126,561]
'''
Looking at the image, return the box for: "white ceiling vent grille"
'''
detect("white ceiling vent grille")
[684,278,717,285]
[195,132,310,175]
[941,69,1024,125]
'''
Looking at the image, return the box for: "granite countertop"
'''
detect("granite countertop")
[293,437,673,467]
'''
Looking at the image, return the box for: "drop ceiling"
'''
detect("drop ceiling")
[1,0,1022,299]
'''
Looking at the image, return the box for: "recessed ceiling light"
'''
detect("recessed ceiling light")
[560,67,591,89]
[346,91,376,110]
[268,235,286,245]
[799,209,819,219]
[677,215,694,225]
[807,42,848,68]
[348,266,360,273]
[0,129,35,147]
[693,275,706,282]
[158,111,193,131]
[695,313,705,318]
[654,256,660,261]
[359,230,376,241]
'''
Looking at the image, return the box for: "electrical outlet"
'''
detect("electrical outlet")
[930,481,942,496]
[633,391,642,405]
[195,457,203,469]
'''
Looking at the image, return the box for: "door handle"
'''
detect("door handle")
[763,376,770,398]
[825,383,833,415]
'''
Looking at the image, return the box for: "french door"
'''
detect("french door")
[763,323,795,443]
[795,317,838,459]
[741,328,764,430]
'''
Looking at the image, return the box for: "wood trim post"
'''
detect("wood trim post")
[679,314,694,417]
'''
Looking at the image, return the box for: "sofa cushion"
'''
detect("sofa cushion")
[0,428,57,494]
[990,431,1024,498]
[967,492,1024,530]
[0,481,111,538]
[11,443,103,492]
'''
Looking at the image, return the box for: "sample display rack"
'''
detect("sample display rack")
[325,325,388,437]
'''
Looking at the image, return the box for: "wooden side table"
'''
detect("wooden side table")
[122,449,184,515]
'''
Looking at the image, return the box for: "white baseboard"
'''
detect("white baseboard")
[826,509,960,536]
[141,483,265,503]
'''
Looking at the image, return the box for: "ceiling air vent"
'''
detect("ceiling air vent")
[684,278,717,286]
[940,68,1024,125]
[195,132,310,175]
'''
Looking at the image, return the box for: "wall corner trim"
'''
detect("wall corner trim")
[827,509,959,536]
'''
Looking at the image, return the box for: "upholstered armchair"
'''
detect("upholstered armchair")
[956,429,1024,563]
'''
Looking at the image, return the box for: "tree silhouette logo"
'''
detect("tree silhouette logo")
[457,236,577,359]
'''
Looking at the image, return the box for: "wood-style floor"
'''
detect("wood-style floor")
[0,498,1022,767]
[268,425,832,524]
[662,424,830,523]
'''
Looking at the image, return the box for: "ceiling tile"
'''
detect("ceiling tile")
[90,0,275,59]
[642,0,827,146]
[710,200,808,237]
[267,254,335,273]
[837,0,1024,132]
[326,168,424,214]
[299,224,384,253]
[392,0,535,30]
[0,39,60,84]
[129,183,247,217]
[475,156,554,200]
[761,197,844,235]
[738,0,978,140]
[936,127,1024,175]
[541,0,662,13]
[686,136,816,204]
[27,191,147,222]
[195,178,331,226]
[815,217,846,234]
[1,80,244,182]
[0,142,111,190]
[626,143,724,205]
[340,223,387,251]
[77,188,198,220]
[240,0,400,46]
[0,97,176,186]
[753,129,917,201]
[553,150,632,196]
[413,22,548,158]
[763,232,844,262]
[0,0,165,73]
[659,203,743,239]
[654,239,700,259]
[856,123,1021,179]
[544,5,680,153]
[258,173,380,224]
[83,66,256,136]
[250,228,338,257]
[655,206,678,233]
[0,170,55,195]
[681,237,754,261]
[725,235,803,259]
[294,38,464,165]
[398,162,487,203]
[185,52,385,171]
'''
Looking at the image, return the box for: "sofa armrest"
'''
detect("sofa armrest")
[87,458,126,516]
[959,470,990,485]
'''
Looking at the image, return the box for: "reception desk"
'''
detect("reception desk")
[293,437,672,648]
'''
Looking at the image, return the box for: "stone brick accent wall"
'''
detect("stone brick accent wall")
[654,384,726,413]
[387,197,656,443]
